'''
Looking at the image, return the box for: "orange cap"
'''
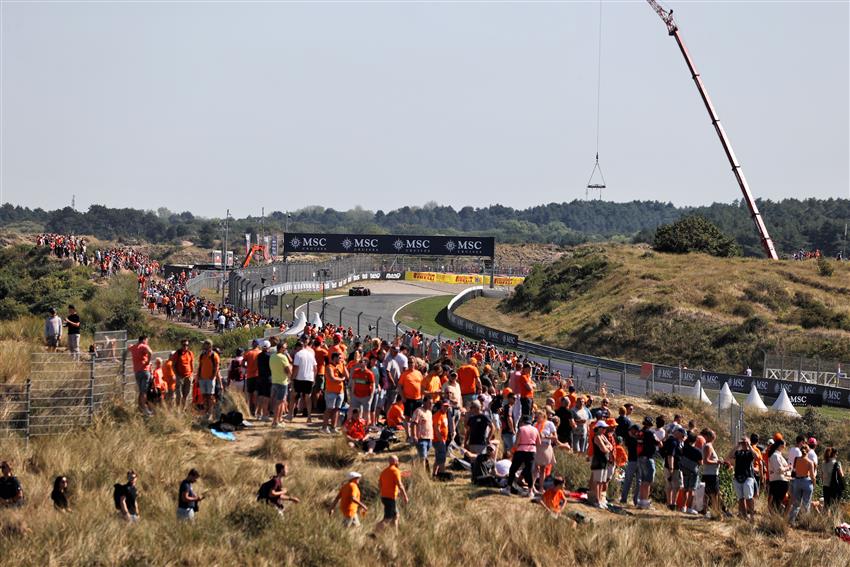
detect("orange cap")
[502,388,513,397]
[773,432,783,442]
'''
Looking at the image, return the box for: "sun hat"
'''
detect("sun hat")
[594,420,609,429]
[346,472,362,480]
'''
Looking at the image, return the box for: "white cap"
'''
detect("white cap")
[346,471,362,480]
[262,340,271,349]
[594,420,609,429]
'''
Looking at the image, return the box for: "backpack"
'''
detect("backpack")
[833,461,846,497]
[222,411,244,427]
[257,478,277,502]
[113,483,126,510]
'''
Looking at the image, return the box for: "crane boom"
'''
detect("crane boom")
[646,0,779,260]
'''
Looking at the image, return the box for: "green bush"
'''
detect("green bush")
[817,257,834,277]
[653,215,741,257]
[701,293,719,308]
[731,303,754,318]
[650,393,688,408]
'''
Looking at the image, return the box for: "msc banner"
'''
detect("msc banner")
[283,233,496,257]
[406,272,525,286]
[646,363,850,409]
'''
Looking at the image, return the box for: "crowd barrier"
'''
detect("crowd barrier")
[405,271,525,286]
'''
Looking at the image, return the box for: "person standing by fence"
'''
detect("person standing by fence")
[45,308,62,352]
[65,305,81,359]
[129,336,153,416]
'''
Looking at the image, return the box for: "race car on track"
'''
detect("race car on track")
[348,286,371,296]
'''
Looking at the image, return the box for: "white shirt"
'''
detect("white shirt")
[808,449,819,468]
[540,420,557,448]
[292,349,316,382]
[394,353,408,371]
[494,459,512,478]
[788,446,802,466]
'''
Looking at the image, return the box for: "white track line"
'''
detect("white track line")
[392,296,434,326]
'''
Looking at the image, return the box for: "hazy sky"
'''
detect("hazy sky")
[2,1,848,218]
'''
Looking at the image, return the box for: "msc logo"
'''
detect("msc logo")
[354,238,379,248]
[729,378,746,390]
[823,389,842,401]
[296,237,327,248]
[289,237,301,249]
[456,240,483,251]
[395,239,431,250]
[799,385,818,395]
[341,238,353,250]
[444,241,456,252]
[753,380,769,391]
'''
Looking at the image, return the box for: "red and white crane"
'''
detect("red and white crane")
[646,0,779,260]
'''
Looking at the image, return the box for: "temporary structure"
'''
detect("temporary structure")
[744,384,768,412]
[311,312,323,329]
[717,383,739,410]
[690,380,712,405]
[283,311,307,336]
[771,388,801,417]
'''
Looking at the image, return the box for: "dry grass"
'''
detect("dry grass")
[1,398,849,567]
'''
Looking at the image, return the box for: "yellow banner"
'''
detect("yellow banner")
[404,272,524,286]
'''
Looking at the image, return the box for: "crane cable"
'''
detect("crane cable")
[586,1,606,196]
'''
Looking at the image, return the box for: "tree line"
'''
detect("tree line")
[1,198,847,257]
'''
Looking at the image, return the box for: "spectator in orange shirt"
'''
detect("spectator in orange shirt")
[518,363,534,417]
[170,339,195,411]
[539,476,568,516]
[432,402,450,476]
[552,381,568,410]
[129,335,153,415]
[386,395,405,430]
[161,357,176,404]
[457,360,481,407]
[329,472,367,527]
[377,456,408,532]
[196,340,221,420]
[322,352,347,434]
[398,359,424,417]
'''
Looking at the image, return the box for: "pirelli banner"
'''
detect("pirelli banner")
[406,271,525,286]
[283,233,495,257]
[646,363,850,409]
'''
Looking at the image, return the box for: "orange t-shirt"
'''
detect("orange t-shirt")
[198,351,220,380]
[432,411,449,443]
[171,349,195,377]
[387,403,405,428]
[567,393,578,409]
[243,348,260,379]
[379,464,403,499]
[314,346,329,375]
[330,343,347,359]
[398,369,424,401]
[552,388,567,408]
[130,343,152,373]
[519,373,534,399]
[162,360,176,391]
[424,374,442,401]
[542,487,567,513]
[325,363,346,394]
[457,364,480,395]
[338,481,360,519]
[613,444,628,467]
[351,367,375,398]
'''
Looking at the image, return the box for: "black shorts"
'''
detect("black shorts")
[293,380,313,395]
[312,376,325,394]
[404,399,423,417]
[258,376,272,398]
[703,474,719,495]
[381,497,397,520]
[246,377,259,394]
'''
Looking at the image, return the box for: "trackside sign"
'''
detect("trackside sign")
[283,233,495,257]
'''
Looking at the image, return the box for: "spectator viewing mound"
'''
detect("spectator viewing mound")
[453,244,850,374]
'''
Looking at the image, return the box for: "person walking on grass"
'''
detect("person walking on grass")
[822,447,845,508]
[329,472,367,527]
[171,340,195,411]
[377,456,408,532]
[129,336,153,416]
[788,443,816,524]
[257,463,300,513]
[177,469,204,521]
[45,308,62,352]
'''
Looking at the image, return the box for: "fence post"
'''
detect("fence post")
[595,365,601,392]
[292,296,299,320]
[395,322,401,338]
[357,312,363,336]
[621,364,626,396]
[25,379,31,448]
[306,300,311,321]
[651,366,656,395]
[89,356,96,422]
[376,317,381,339]
[570,355,575,378]
[339,308,345,328]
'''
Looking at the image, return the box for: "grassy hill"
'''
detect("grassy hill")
[455,244,850,373]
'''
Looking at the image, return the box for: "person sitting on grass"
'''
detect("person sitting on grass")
[344,408,368,445]
[539,476,570,518]
[329,472,368,527]
[115,470,139,522]
[50,475,70,512]
[386,395,406,431]
[0,461,23,507]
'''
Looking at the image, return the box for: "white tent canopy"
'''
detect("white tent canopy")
[283,311,307,337]
[717,382,739,410]
[744,384,768,412]
[771,388,801,417]
[311,312,323,328]
[690,380,712,405]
